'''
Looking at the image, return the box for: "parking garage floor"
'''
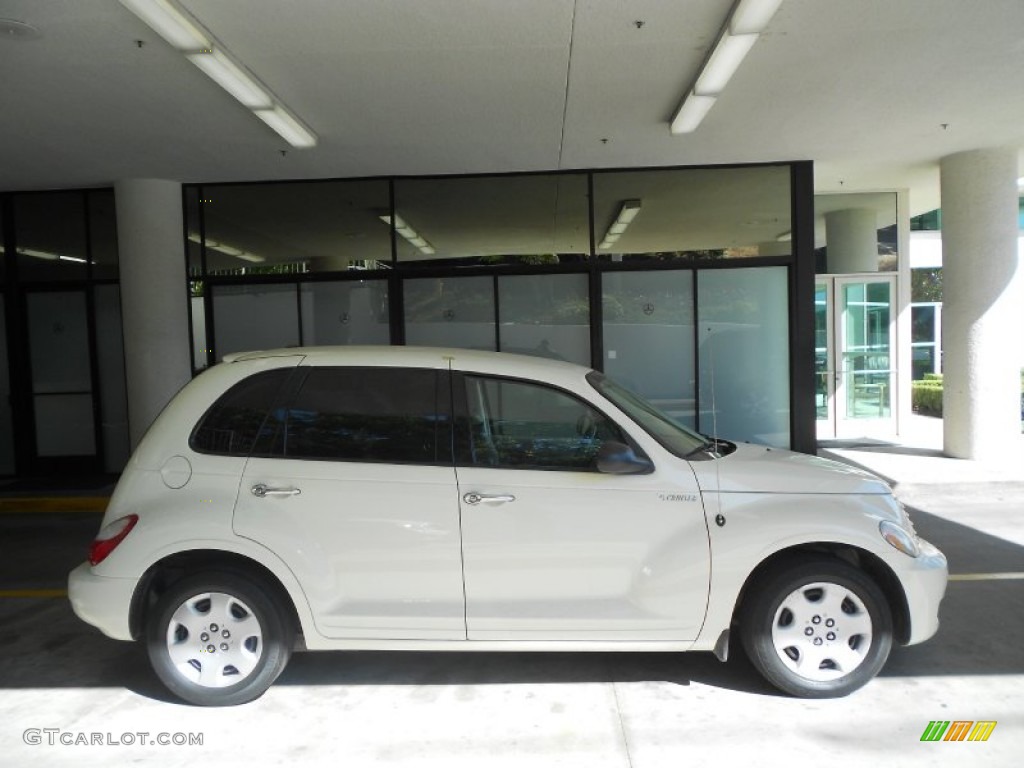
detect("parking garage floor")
[1,416,1021,767]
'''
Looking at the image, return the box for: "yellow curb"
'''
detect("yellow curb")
[0,589,68,598]
[0,497,108,513]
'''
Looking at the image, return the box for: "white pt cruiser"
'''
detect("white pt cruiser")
[69,346,947,706]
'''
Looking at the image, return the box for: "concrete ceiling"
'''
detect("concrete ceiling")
[2,0,1023,217]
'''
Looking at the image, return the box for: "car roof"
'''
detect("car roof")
[222,345,595,381]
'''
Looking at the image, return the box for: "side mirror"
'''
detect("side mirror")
[596,441,654,475]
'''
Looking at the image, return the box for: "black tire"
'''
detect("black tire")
[739,558,893,698]
[146,571,294,706]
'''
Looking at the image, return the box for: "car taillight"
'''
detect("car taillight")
[89,514,139,566]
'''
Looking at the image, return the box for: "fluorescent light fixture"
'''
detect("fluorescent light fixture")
[694,33,758,95]
[379,213,435,256]
[253,105,318,148]
[119,0,317,148]
[669,0,783,134]
[186,48,273,109]
[188,233,265,263]
[775,230,792,242]
[118,0,210,49]
[730,0,785,35]
[671,92,717,135]
[599,200,642,250]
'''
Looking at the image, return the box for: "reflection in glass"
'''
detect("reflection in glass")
[95,285,130,471]
[392,175,589,264]
[698,268,790,447]
[15,193,89,281]
[841,281,892,419]
[198,180,392,275]
[603,270,696,428]
[0,297,13,474]
[815,281,830,421]
[89,189,119,279]
[212,284,300,360]
[404,277,496,351]
[497,274,589,366]
[592,166,792,263]
[300,280,390,345]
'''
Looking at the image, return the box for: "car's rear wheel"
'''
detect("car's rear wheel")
[146,571,293,706]
[740,558,893,698]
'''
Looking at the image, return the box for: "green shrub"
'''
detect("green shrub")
[912,379,943,416]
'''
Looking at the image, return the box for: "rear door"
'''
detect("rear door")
[454,373,711,641]
[232,366,466,640]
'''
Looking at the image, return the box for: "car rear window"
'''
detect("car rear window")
[262,367,450,464]
[190,369,294,456]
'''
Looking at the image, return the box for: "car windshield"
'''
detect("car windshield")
[586,372,710,458]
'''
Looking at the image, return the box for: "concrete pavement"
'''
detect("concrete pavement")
[0,415,1021,767]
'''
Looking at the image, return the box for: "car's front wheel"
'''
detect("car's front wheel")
[740,558,893,698]
[146,571,293,706]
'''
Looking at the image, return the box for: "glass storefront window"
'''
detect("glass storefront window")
[88,189,119,279]
[697,267,790,447]
[197,180,392,275]
[392,174,589,265]
[212,283,300,360]
[300,280,390,345]
[497,273,590,366]
[404,276,496,351]
[14,192,89,282]
[603,269,696,428]
[592,166,792,263]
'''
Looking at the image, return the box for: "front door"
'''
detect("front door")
[454,374,710,641]
[24,289,100,472]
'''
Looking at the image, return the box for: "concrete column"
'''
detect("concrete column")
[940,148,1022,460]
[825,208,878,273]
[114,179,192,448]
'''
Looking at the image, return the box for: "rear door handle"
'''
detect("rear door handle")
[251,483,302,498]
[463,492,516,506]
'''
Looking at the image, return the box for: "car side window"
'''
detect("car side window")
[459,375,628,471]
[265,367,450,464]
[190,369,293,456]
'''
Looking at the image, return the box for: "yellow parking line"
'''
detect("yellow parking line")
[0,589,68,598]
[948,572,1024,581]
[0,497,108,513]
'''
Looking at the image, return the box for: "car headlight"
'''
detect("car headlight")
[879,520,921,557]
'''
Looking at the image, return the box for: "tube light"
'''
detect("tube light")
[253,105,318,149]
[730,0,785,35]
[186,48,273,109]
[669,0,783,134]
[188,233,265,263]
[694,33,758,95]
[379,213,435,256]
[599,200,642,250]
[670,93,716,135]
[118,0,210,50]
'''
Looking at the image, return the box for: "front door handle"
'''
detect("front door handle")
[463,492,516,506]
[251,483,302,498]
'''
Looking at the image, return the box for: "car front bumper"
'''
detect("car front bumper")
[67,561,138,641]
[896,536,948,646]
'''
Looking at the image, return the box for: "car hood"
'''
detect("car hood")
[689,442,892,495]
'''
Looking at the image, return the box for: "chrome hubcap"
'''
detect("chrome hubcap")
[165,592,263,688]
[770,582,872,682]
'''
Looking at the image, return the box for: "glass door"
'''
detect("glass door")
[835,276,896,437]
[26,289,100,471]
[816,275,898,440]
